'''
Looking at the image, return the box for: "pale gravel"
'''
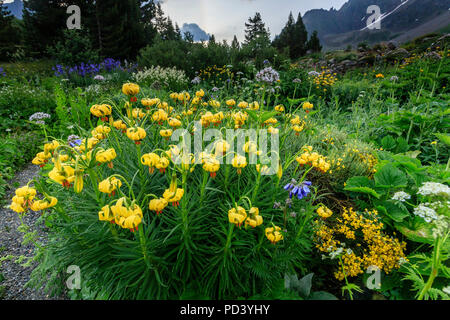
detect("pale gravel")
[0,163,67,300]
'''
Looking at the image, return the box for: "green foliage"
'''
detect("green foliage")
[0,132,42,201]
[0,2,21,61]
[47,29,100,65]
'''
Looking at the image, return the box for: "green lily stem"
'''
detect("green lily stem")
[138,224,152,269]
[87,168,100,202]
[417,232,448,300]
[251,173,261,203]
[224,223,235,255]
[338,256,353,300]
[199,170,208,205]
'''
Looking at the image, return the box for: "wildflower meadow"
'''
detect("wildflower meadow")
[0,0,449,305]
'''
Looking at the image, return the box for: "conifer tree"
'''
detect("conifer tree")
[290,12,308,58]
[209,34,216,45]
[231,35,240,50]
[140,0,158,45]
[184,31,194,43]
[307,30,322,53]
[272,11,295,51]
[0,1,20,60]
[244,12,270,46]
[22,0,67,57]
[95,0,145,59]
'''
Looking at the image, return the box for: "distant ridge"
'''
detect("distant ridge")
[181,23,210,42]
[303,0,450,49]
[4,0,23,19]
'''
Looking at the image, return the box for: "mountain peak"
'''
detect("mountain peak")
[303,0,450,49]
[4,0,23,19]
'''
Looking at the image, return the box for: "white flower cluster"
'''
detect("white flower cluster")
[133,66,188,88]
[93,75,106,81]
[308,71,320,77]
[255,67,280,84]
[392,191,411,202]
[390,76,399,82]
[417,182,450,198]
[29,112,51,125]
[324,244,351,260]
[432,215,449,239]
[191,76,201,84]
[413,204,438,223]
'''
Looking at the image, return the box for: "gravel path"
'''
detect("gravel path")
[0,163,66,300]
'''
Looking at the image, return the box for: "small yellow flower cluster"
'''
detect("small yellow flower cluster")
[126,127,146,144]
[296,146,331,173]
[265,226,283,244]
[96,148,117,168]
[10,185,57,213]
[32,147,53,167]
[330,145,378,176]
[98,177,122,196]
[317,205,333,218]
[315,207,407,281]
[231,111,248,128]
[122,83,140,96]
[228,206,263,228]
[99,197,143,232]
[91,125,111,140]
[149,198,168,215]
[310,70,337,91]
[198,65,232,82]
[90,104,112,122]
[290,115,306,135]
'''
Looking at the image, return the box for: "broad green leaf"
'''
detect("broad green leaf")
[374,163,407,188]
[376,200,409,222]
[308,291,338,300]
[381,135,396,150]
[287,97,305,106]
[394,222,434,244]
[344,186,381,199]
[297,273,314,298]
[260,110,280,123]
[245,109,258,121]
[345,176,375,189]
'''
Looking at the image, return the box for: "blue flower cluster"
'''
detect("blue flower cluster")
[0,67,6,77]
[53,58,136,78]
[284,179,312,200]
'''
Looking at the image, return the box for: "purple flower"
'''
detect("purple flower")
[255,67,280,84]
[284,180,312,200]
[68,135,82,147]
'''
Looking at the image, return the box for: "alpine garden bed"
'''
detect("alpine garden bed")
[6,54,450,301]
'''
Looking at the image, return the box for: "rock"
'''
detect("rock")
[358,54,376,65]
[424,51,442,60]
[385,48,410,61]
[341,60,357,67]
[387,42,397,50]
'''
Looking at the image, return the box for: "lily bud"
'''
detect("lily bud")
[277,160,283,180]
[74,169,84,193]
[53,151,62,171]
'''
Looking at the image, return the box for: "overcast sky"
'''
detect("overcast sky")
[160,0,348,42]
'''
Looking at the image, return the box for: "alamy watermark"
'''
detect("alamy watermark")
[66,5,81,30]
[66,265,81,290]
[168,121,280,175]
